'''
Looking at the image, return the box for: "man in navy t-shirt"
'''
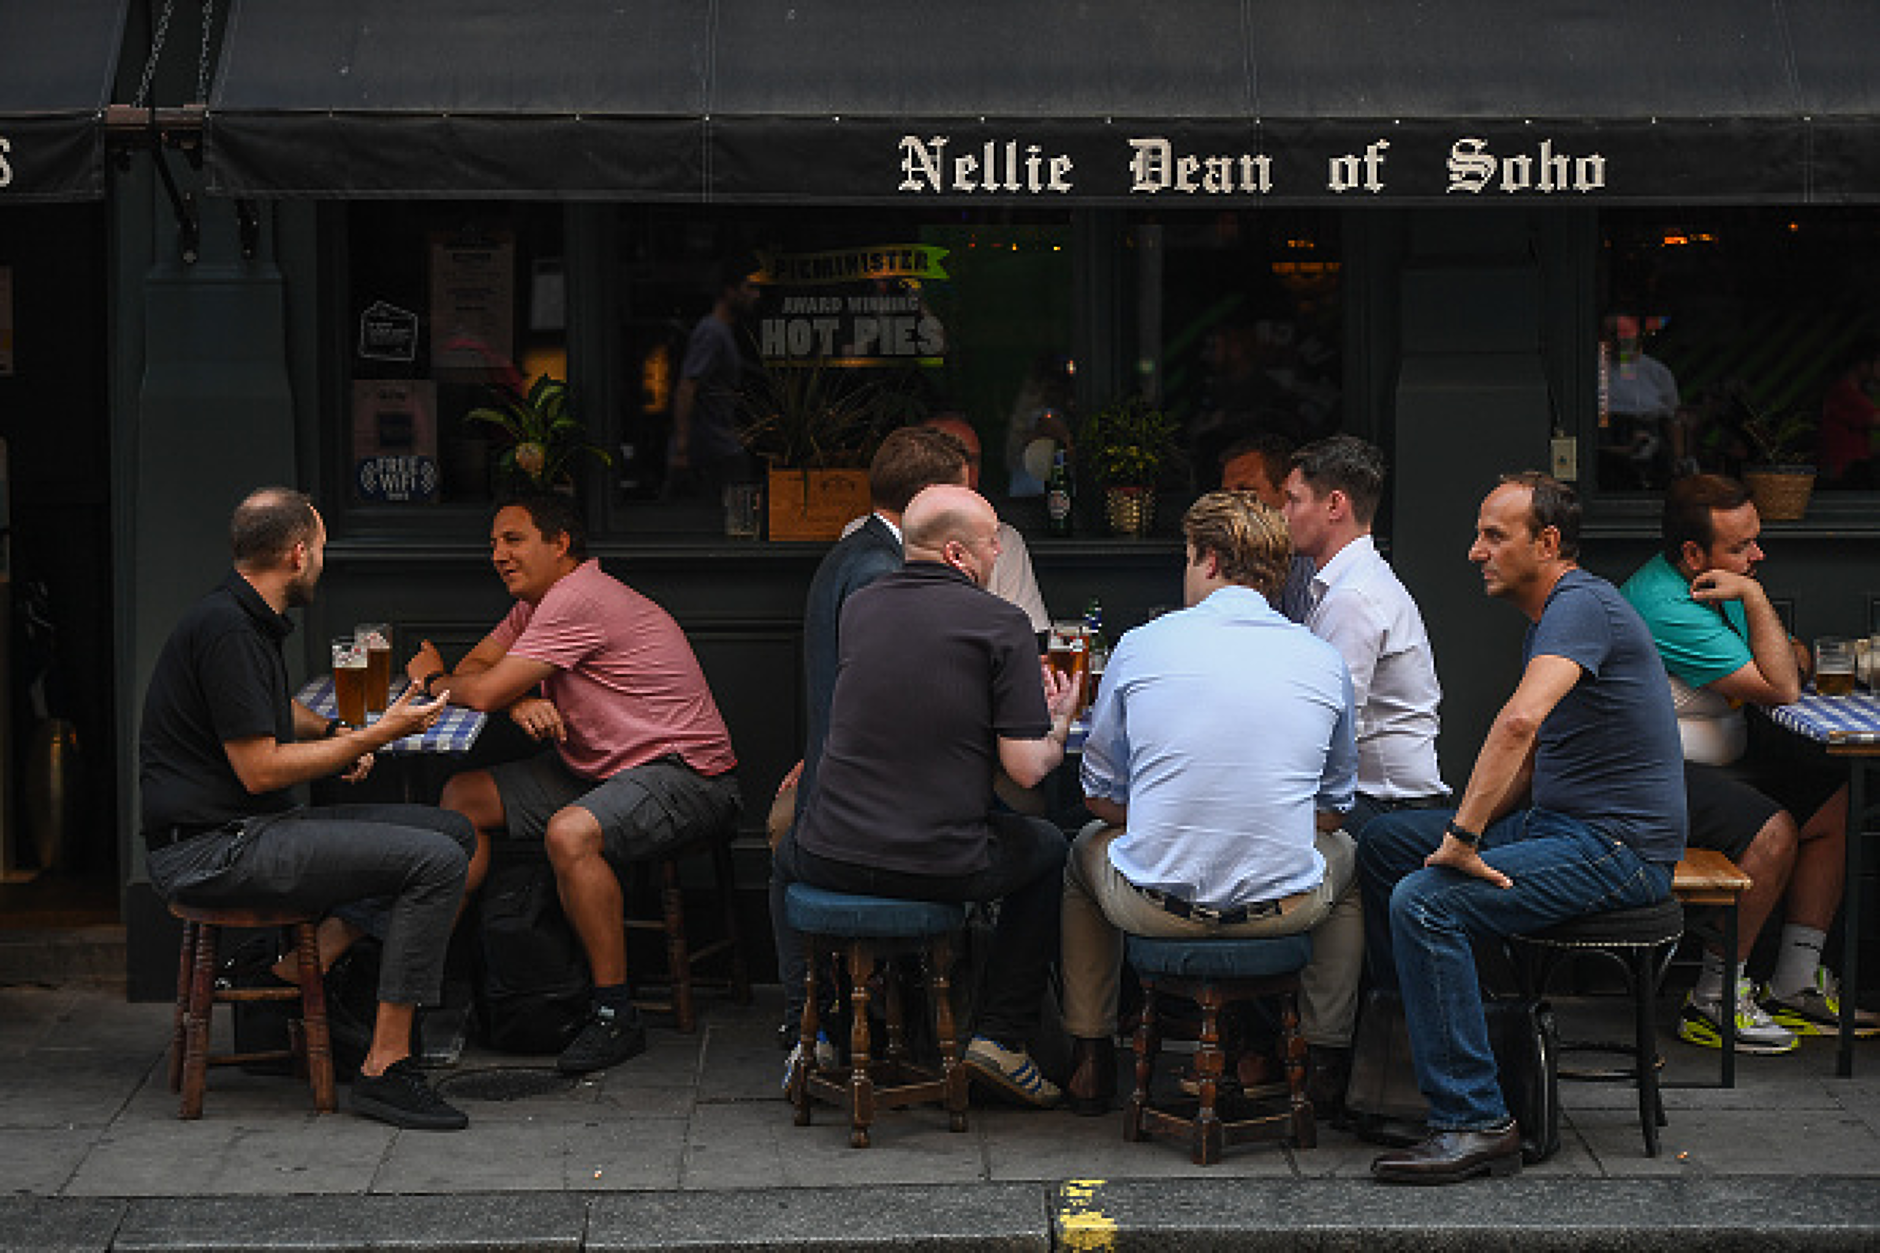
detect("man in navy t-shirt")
[1359,472,1685,1185]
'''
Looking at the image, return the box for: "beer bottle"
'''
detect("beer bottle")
[1045,450,1074,537]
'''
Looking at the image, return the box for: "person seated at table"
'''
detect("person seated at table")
[1621,474,1877,1048]
[140,487,474,1130]
[1218,433,1312,621]
[410,493,740,1076]
[1359,472,1685,1184]
[1280,436,1448,836]
[1060,490,1362,1117]
[774,484,1080,1106]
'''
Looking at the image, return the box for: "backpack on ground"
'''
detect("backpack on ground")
[1344,987,1561,1164]
[474,851,591,1055]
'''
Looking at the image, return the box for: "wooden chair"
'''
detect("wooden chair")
[168,902,337,1120]
[782,884,970,1149]
[621,819,752,1032]
[1122,932,1316,1165]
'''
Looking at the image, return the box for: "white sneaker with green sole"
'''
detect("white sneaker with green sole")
[1678,983,1798,1055]
[1760,968,1880,1038]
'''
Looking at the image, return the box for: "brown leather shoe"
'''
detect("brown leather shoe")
[1066,1036,1117,1117]
[1371,1122,1522,1185]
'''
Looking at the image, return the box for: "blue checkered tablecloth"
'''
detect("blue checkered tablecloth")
[296,677,488,755]
[1762,690,1880,746]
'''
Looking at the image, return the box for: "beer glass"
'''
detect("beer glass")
[332,636,369,726]
[356,622,393,713]
[1815,637,1855,697]
[1047,623,1091,718]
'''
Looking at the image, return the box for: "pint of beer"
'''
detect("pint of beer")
[1048,622,1092,718]
[1816,637,1856,697]
[332,636,369,726]
[357,622,392,712]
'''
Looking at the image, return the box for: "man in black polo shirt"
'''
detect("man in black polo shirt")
[775,484,1080,1107]
[140,487,476,1131]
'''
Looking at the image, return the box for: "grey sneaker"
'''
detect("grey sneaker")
[962,1035,1061,1107]
[1677,983,1798,1055]
[1760,968,1880,1038]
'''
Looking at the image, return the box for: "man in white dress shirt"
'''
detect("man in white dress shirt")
[1281,436,1448,835]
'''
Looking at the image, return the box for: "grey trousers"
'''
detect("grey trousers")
[1060,821,1364,1048]
[146,804,474,1007]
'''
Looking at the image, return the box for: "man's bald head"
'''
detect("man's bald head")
[902,484,1003,587]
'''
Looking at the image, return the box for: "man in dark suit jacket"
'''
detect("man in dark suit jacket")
[768,426,970,1043]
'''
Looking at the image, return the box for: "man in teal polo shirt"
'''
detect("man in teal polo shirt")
[1621,474,1875,1050]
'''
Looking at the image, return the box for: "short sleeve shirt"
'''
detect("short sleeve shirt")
[492,560,737,781]
[1621,553,1753,764]
[799,561,1050,877]
[139,571,299,835]
[1527,569,1687,865]
[679,315,747,462]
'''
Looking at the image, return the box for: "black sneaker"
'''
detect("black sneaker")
[557,1005,647,1075]
[349,1058,468,1131]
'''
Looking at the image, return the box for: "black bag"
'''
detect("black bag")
[1344,988,1560,1164]
[474,852,591,1054]
[228,931,378,1081]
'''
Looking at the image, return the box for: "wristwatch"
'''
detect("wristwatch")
[1444,819,1481,848]
[421,670,446,697]
[322,716,348,738]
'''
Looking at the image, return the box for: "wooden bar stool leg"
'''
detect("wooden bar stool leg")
[790,938,821,1125]
[713,837,752,1004]
[845,940,877,1149]
[1280,987,1314,1149]
[1191,985,1226,1165]
[292,921,338,1113]
[926,935,968,1132]
[180,922,219,1120]
[1631,947,1661,1156]
[1125,976,1158,1142]
[659,857,696,1033]
[169,920,197,1094]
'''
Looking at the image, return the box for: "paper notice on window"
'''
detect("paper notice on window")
[430,232,514,371]
[352,379,440,502]
[0,267,13,376]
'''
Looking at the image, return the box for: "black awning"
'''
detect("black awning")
[0,0,129,202]
[205,0,1880,205]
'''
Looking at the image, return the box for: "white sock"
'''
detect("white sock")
[1770,924,1827,998]
[1695,950,1727,1004]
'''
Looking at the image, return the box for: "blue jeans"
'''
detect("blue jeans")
[1357,807,1672,1130]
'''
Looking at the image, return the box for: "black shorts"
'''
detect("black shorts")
[1683,763,1782,861]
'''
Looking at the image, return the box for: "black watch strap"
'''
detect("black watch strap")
[422,670,446,697]
[323,716,347,738]
[1444,819,1481,848]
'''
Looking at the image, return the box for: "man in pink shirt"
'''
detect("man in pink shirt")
[410,494,739,1074]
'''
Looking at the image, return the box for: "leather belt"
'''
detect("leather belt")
[145,821,238,853]
[1133,883,1297,925]
[1368,793,1451,812]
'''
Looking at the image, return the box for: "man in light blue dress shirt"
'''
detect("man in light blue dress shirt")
[1060,491,1362,1116]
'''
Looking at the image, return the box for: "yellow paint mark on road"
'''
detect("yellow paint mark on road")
[1058,1179,1117,1251]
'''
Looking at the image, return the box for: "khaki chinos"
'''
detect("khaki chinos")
[1061,821,1364,1047]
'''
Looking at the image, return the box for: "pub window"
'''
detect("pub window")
[1594,209,1880,499]
[1124,210,1344,493]
[342,201,568,511]
[609,206,1073,535]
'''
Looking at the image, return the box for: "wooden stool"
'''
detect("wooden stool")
[1123,932,1316,1165]
[168,902,337,1120]
[621,820,752,1032]
[1509,896,1684,1156]
[1670,849,1755,1088]
[782,884,969,1148]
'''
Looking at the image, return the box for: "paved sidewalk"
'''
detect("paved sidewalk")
[3,984,1878,1249]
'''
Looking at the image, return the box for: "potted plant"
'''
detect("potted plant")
[1739,406,1818,522]
[1080,395,1183,536]
[465,374,613,494]
[739,365,892,540]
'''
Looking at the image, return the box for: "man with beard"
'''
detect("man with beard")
[140,487,474,1130]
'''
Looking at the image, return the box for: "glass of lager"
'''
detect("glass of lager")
[332,636,369,726]
[1815,637,1856,697]
[356,623,393,713]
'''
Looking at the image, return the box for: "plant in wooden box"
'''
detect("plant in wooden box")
[465,374,612,494]
[739,365,889,540]
[1739,405,1818,522]
[1080,394,1182,537]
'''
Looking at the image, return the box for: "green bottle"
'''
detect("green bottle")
[1046,450,1074,537]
